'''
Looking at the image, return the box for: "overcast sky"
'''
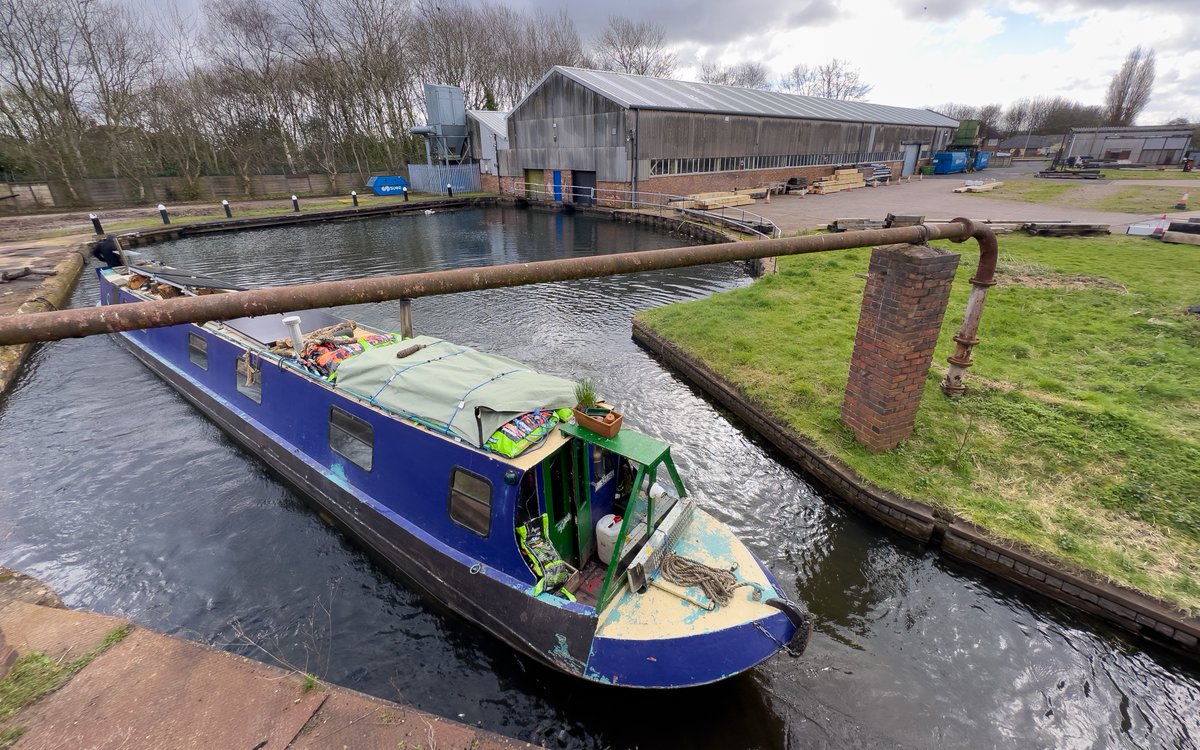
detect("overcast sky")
[509,0,1197,124]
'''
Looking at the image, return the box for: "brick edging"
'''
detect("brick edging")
[631,319,1200,660]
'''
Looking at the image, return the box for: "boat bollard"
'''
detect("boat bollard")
[403,186,409,202]
[291,195,300,212]
[89,213,104,235]
[157,204,170,224]
[222,199,232,218]
[351,190,358,207]
[446,183,454,198]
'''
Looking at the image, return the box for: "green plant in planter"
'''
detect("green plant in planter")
[575,379,598,410]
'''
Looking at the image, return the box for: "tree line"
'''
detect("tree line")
[932,47,1189,144]
[0,0,1181,205]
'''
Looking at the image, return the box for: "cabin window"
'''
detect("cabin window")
[329,406,373,470]
[449,468,491,537]
[236,353,262,404]
[188,333,208,370]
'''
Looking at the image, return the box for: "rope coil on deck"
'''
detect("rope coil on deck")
[659,552,758,607]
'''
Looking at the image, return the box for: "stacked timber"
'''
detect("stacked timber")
[810,169,866,194]
[827,218,885,232]
[884,213,924,228]
[1023,222,1110,236]
[953,180,1004,193]
[1161,221,1200,246]
[686,191,756,209]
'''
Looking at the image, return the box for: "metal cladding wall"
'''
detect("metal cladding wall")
[505,70,954,187]
[636,111,944,162]
[1067,128,1192,164]
[506,71,628,180]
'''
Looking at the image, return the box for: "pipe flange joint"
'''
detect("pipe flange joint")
[968,275,998,287]
[947,354,974,368]
[952,334,980,347]
[947,217,978,244]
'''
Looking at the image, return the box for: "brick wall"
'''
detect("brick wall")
[841,243,960,451]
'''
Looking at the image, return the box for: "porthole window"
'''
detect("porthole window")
[449,468,491,536]
[329,406,373,470]
[188,333,207,370]
[236,353,262,404]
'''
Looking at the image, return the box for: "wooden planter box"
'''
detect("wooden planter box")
[572,407,623,439]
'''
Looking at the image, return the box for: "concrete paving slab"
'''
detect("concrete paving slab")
[291,689,535,750]
[0,600,126,663]
[12,628,327,750]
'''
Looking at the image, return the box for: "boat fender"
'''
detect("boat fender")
[764,597,814,658]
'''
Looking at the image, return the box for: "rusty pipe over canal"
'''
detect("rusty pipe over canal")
[0,219,998,392]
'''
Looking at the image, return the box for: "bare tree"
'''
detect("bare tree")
[0,0,89,199]
[699,61,771,90]
[592,16,675,78]
[777,59,871,100]
[810,59,871,100]
[1104,46,1155,126]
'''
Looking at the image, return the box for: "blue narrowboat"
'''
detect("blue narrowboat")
[97,261,812,688]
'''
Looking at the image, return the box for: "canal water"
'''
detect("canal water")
[1,206,1197,748]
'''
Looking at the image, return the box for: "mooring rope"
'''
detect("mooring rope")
[660,552,757,607]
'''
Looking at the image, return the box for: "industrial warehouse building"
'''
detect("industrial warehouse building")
[1063,125,1193,165]
[494,66,959,203]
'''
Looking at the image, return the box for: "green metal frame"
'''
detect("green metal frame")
[558,424,686,611]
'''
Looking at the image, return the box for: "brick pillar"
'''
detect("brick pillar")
[841,243,960,451]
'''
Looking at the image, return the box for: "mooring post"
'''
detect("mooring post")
[291,195,300,213]
[351,190,358,207]
[222,199,232,219]
[158,204,170,225]
[89,213,104,235]
[446,183,454,198]
[403,186,409,202]
[398,299,413,339]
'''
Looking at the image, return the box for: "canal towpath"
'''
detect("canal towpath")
[0,568,537,750]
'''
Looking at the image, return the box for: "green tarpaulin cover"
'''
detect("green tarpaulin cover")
[335,335,577,447]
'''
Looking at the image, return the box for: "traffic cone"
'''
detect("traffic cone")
[765,191,771,204]
[1176,191,1189,210]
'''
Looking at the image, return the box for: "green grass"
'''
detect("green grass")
[1099,169,1200,181]
[1089,186,1190,214]
[0,624,130,721]
[0,726,25,749]
[637,235,1200,611]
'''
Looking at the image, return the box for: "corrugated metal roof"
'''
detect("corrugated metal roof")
[467,109,509,135]
[552,66,957,128]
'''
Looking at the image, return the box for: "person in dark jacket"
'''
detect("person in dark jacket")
[91,234,122,267]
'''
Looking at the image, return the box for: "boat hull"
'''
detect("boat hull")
[112,329,600,676]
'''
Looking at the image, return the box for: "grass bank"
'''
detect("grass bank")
[972,181,1186,214]
[636,235,1200,612]
[1097,169,1200,181]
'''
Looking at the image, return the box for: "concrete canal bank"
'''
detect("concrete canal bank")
[0,239,87,397]
[0,568,534,750]
[631,320,1200,661]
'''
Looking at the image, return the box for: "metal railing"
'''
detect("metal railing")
[509,181,781,239]
[409,164,481,194]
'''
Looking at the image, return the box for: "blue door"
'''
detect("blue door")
[552,171,563,202]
